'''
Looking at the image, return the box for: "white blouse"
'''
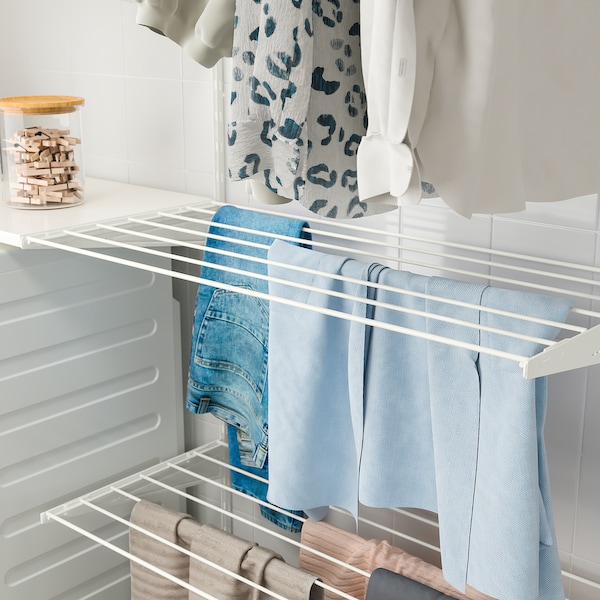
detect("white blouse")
[360,0,600,218]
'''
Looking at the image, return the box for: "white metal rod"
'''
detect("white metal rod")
[212,62,226,204]
[60,228,561,347]
[353,512,441,553]
[102,221,596,328]
[26,236,574,368]
[195,202,600,276]
[181,453,441,555]
[128,216,406,265]
[390,508,439,529]
[44,512,220,600]
[80,499,296,600]
[120,215,600,303]
[62,222,587,335]
[197,447,443,555]
[188,446,600,594]
[131,476,362,600]
[562,571,600,590]
[166,460,307,525]
[162,210,600,290]
[42,440,600,594]
[197,443,443,544]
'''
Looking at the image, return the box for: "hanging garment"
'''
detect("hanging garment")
[357,0,422,207]
[134,0,233,67]
[359,0,600,217]
[186,205,310,529]
[298,519,494,600]
[227,0,395,219]
[366,568,455,600]
[358,0,450,207]
[266,240,572,600]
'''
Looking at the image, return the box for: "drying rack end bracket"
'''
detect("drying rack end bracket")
[522,324,600,379]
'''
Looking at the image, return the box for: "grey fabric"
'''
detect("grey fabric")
[366,568,454,599]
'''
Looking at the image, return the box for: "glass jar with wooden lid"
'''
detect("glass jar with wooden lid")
[0,95,85,209]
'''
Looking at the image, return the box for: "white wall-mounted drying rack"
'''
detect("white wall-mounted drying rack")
[40,439,600,599]
[2,177,599,380]
[4,176,599,596]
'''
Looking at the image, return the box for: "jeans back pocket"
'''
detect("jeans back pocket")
[191,287,269,407]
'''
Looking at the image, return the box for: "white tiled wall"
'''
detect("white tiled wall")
[1,0,599,597]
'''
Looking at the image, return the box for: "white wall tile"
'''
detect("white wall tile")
[68,0,125,75]
[0,1,70,73]
[84,156,129,183]
[124,77,184,170]
[491,220,597,266]
[546,444,580,555]
[127,162,186,193]
[399,204,493,281]
[570,557,600,600]
[582,366,600,459]
[182,81,215,174]
[0,69,74,98]
[491,220,597,320]
[72,74,128,163]
[2,2,600,596]
[573,455,600,563]
[121,1,182,80]
[182,54,214,83]
[185,171,215,198]
[545,368,587,455]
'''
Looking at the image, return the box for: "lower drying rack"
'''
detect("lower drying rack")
[40,439,600,600]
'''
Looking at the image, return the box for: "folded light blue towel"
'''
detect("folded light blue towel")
[456,284,570,600]
[266,239,384,520]
[267,240,572,600]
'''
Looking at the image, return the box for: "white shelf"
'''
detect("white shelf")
[0,177,212,249]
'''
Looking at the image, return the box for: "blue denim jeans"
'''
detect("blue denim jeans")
[186,206,309,531]
[187,205,310,468]
[227,425,305,532]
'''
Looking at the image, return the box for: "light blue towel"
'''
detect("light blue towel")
[364,275,571,600]
[266,239,384,519]
[454,284,571,600]
[266,241,572,600]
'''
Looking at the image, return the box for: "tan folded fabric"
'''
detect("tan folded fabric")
[129,500,323,599]
[189,523,324,600]
[129,500,195,600]
[262,550,325,600]
[298,519,495,600]
[189,523,257,599]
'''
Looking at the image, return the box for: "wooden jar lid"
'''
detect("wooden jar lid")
[0,95,85,115]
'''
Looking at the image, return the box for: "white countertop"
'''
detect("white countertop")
[0,177,212,248]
